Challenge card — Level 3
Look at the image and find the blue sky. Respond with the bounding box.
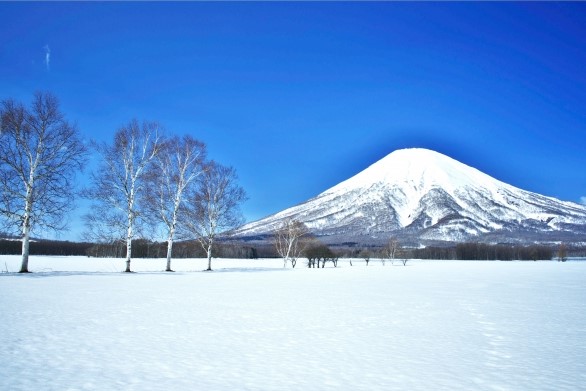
[2,2,586,240]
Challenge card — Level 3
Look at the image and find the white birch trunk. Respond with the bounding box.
[165,193,181,271]
[125,208,133,273]
[165,234,174,271]
[206,243,213,271]
[20,173,35,273]
[284,238,294,268]
[20,213,31,273]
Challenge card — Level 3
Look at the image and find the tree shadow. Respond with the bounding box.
[0,270,192,278]
[0,267,289,277]
[201,267,289,273]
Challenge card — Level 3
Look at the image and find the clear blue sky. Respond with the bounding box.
[2,2,586,240]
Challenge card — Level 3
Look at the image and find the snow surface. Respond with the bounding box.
[1,256,586,390]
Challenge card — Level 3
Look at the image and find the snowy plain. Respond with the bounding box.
[1,256,585,391]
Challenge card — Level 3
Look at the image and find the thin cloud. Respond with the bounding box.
[580,196,586,205]
[43,44,50,71]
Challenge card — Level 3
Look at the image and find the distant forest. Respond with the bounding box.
[1,238,583,261]
[0,239,257,259]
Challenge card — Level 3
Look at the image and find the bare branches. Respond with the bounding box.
[83,121,246,273]
[0,92,87,272]
[83,119,163,272]
[181,161,247,271]
[383,237,400,265]
[274,218,309,268]
[145,135,206,271]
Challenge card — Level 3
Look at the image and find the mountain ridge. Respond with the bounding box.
[234,148,586,245]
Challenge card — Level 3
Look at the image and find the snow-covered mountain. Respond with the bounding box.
[234,148,586,245]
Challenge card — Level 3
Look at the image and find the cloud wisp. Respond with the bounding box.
[580,196,586,205]
[43,45,50,71]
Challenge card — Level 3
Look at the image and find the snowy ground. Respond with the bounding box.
[1,256,585,391]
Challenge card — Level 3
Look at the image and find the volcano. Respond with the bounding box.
[233,148,586,245]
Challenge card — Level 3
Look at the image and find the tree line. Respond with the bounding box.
[0,239,93,256]
[332,242,555,262]
[0,92,246,273]
[83,240,257,259]
[270,219,564,267]
[0,234,565,263]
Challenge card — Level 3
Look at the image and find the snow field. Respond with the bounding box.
[1,256,585,390]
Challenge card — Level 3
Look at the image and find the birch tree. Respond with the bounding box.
[84,120,163,272]
[274,218,308,268]
[182,161,246,271]
[146,135,206,272]
[0,92,87,273]
[383,236,400,265]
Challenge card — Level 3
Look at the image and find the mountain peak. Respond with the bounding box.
[235,148,586,245]
[325,148,496,197]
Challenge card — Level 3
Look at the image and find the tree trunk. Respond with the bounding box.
[166,206,179,271]
[125,234,132,272]
[20,184,33,273]
[125,210,133,272]
[20,229,30,273]
[206,244,213,271]
[166,238,174,272]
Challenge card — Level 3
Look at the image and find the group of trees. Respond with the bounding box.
[273,218,333,268]
[305,240,338,268]
[82,119,247,272]
[273,218,340,268]
[0,92,246,273]
[272,219,411,268]
[271,220,562,267]
[348,238,407,266]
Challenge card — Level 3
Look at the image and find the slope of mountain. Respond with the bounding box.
[234,148,586,245]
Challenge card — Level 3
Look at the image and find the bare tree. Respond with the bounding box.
[359,248,371,266]
[274,218,308,268]
[182,161,246,271]
[383,237,400,265]
[84,120,163,272]
[0,92,87,273]
[146,135,206,271]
